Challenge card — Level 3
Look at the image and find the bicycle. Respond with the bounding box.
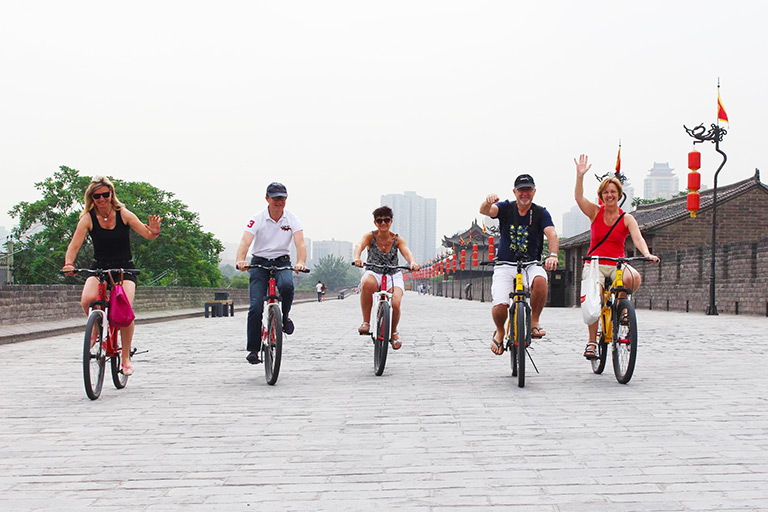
[482,259,543,388]
[584,256,652,384]
[244,264,310,385]
[356,263,411,376]
[61,268,141,400]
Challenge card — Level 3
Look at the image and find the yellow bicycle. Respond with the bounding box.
[585,256,652,384]
[483,258,542,388]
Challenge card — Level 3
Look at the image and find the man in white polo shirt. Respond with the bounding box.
[236,182,307,364]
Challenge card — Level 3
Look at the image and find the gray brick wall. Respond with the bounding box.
[0,287,320,326]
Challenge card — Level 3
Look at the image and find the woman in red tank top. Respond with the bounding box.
[574,155,659,360]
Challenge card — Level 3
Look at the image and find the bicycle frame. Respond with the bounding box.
[87,275,121,358]
[371,274,393,343]
[507,264,532,345]
[597,259,632,339]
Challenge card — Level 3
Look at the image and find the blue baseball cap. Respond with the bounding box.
[266,182,288,198]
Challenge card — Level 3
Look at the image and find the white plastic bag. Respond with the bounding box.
[580,258,602,325]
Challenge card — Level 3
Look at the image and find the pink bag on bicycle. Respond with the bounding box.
[108,270,135,327]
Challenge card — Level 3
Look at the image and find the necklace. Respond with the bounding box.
[98,208,110,221]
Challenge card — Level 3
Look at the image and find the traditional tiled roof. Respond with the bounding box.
[561,170,767,249]
[442,219,489,247]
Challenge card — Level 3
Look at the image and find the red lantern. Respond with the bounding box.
[472,243,478,267]
[687,149,701,218]
[688,150,701,171]
[688,171,701,191]
[460,249,466,270]
[452,254,457,273]
[488,235,495,261]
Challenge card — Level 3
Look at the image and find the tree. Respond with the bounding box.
[8,166,223,286]
[310,255,361,290]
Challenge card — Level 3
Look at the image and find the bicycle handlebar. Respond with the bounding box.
[60,268,141,277]
[243,264,310,273]
[480,259,543,268]
[352,262,413,271]
[583,256,655,263]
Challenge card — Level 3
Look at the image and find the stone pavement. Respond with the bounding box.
[1,293,767,511]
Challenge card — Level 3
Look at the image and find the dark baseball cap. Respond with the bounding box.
[514,174,536,189]
[266,182,288,198]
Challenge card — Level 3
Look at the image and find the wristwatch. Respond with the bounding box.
[549,252,558,257]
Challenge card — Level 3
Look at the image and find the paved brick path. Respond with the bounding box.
[1,293,767,511]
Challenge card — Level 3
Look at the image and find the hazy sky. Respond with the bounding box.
[2,1,765,262]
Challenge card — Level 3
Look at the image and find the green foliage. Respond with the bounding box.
[229,272,250,289]
[631,196,669,208]
[8,166,223,286]
[310,254,361,290]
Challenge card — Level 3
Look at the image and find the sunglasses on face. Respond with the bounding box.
[374,217,392,224]
[92,191,111,199]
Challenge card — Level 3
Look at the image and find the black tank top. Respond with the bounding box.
[89,209,132,264]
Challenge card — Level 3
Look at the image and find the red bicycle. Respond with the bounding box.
[244,264,309,385]
[63,268,140,400]
[358,263,411,376]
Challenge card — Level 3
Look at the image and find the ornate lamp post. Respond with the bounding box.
[683,122,727,315]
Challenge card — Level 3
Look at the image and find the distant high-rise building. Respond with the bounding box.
[311,239,352,266]
[644,162,680,200]
[380,191,437,264]
[290,236,312,265]
[562,205,591,238]
[0,225,8,252]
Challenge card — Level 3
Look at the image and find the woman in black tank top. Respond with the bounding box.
[62,176,163,375]
[351,206,420,350]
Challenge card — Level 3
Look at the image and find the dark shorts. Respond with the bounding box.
[91,260,139,284]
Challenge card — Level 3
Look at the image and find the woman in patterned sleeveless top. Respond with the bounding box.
[574,155,659,359]
[352,206,420,350]
[62,176,163,376]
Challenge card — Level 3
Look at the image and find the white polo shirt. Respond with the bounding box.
[244,209,303,259]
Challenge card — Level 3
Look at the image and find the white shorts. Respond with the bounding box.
[361,270,404,292]
[491,265,548,306]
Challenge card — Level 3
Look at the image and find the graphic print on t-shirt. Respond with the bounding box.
[509,224,529,255]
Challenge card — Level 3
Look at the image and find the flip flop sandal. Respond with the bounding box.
[583,342,598,360]
[391,332,402,350]
[358,322,371,335]
[531,326,546,339]
[491,333,505,355]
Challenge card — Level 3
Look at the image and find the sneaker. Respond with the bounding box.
[246,351,261,364]
[283,318,295,335]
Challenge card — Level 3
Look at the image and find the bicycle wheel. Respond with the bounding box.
[83,311,106,400]
[374,301,390,376]
[612,298,638,384]
[110,326,129,389]
[591,317,608,374]
[515,301,527,388]
[263,304,283,385]
[508,305,517,377]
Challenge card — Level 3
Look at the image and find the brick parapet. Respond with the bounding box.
[0,286,318,326]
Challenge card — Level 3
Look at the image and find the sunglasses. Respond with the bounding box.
[92,191,111,199]
[374,217,392,224]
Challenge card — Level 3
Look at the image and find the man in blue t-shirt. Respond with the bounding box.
[479,174,559,355]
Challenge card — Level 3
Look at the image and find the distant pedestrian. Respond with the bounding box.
[315,280,323,302]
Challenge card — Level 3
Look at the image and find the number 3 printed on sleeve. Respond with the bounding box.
[247,220,255,228]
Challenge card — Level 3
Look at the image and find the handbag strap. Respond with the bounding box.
[587,212,625,256]
[106,269,124,288]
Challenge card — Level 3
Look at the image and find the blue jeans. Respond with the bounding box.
[247,257,295,352]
